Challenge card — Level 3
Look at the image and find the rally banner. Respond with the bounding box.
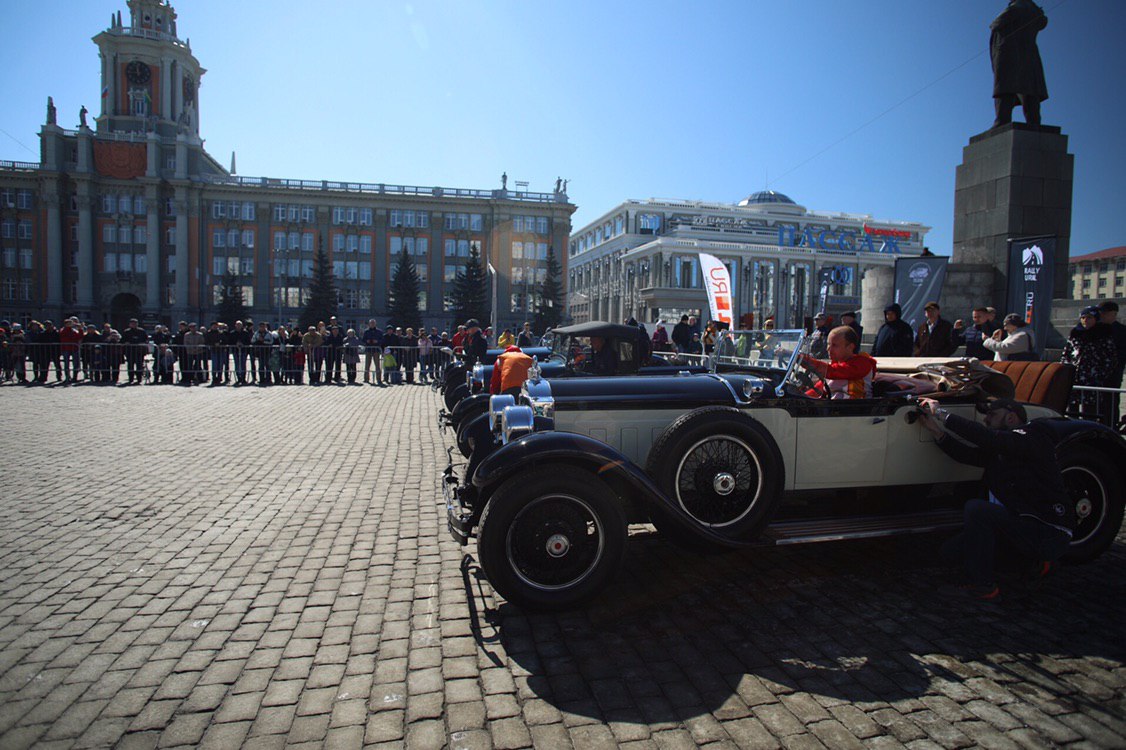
[698,253,733,326]
[893,256,948,330]
[1006,236,1055,355]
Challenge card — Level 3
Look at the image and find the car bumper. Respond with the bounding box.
[443,454,472,545]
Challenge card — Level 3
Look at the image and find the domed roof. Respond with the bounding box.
[740,190,796,206]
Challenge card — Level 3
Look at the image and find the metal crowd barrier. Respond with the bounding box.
[1066,385,1126,433]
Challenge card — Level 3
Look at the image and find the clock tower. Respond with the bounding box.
[93,0,205,139]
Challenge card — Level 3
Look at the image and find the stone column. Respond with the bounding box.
[76,188,94,308]
[173,62,183,125]
[146,131,159,177]
[860,265,895,337]
[161,57,172,121]
[174,188,189,317]
[44,185,63,308]
[76,127,92,173]
[145,186,160,310]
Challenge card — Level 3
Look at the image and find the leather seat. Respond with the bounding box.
[984,360,1074,414]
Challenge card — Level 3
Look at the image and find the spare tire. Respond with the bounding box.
[645,406,784,541]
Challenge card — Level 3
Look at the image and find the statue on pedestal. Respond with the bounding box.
[79,105,88,128]
[501,171,508,190]
[990,0,1048,128]
[46,97,57,125]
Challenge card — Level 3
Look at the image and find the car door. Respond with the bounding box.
[792,401,889,489]
[882,401,985,486]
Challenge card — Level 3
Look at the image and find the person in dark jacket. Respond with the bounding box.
[671,315,692,353]
[121,318,149,384]
[325,325,345,383]
[516,322,535,348]
[840,311,863,344]
[204,322,224,385]
[1098,300,1126,389]
[1061,306,1118,419]
[871,303,914,358]
[918,397,1073,601]
[462,319,488,368]
[227,320,252,385]
[951,307,998,360]
[913,301,958,358]
[808,312,832,359]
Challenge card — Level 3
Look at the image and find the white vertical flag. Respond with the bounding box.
[698,253,733,326]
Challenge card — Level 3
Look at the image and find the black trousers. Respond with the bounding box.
[940,498,1069,587]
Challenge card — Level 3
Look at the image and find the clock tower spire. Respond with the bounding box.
[93,0,205,139]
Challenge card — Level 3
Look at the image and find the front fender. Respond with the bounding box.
[471,431,755,549]
[451,392,490,427]
[1041,417,1126,471]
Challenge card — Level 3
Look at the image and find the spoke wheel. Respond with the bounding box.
[1058,447,1124,564]
[1063,464,1107,547]
[477,467,626,610]
[675,436,763,527]
[506,496,604,591]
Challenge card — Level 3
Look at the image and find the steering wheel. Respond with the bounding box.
[791,367,829,399]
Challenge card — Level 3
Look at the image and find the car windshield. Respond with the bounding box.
[713,329,805,373]
[781,333,820,392]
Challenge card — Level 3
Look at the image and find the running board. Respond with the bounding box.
[762,509,963,546]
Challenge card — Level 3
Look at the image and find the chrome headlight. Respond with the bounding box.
[488,394,515,433]
[470,364,486,391]
[501,405,535,444]
[523,377,555,420]
[742,377,766,399]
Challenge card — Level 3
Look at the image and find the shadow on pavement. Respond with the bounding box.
[465,531,1126,724]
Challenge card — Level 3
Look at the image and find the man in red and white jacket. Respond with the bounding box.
[799,326,877,399]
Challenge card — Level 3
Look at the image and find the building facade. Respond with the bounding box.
[1069,247,1126,301]
[0,0,574,333]
[567,191,929,329]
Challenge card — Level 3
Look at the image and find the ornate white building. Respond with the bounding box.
[567,191,929,329]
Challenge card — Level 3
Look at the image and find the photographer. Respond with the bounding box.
[917,397,1074,601]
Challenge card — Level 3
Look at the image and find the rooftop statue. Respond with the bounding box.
[990,0,1048,128]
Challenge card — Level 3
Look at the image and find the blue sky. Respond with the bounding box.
[1,0,1123,257]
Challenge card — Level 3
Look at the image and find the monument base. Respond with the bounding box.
[951,122,1073,308]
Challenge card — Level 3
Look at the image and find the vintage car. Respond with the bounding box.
[443,330,1126,610]
[440,321,706,448]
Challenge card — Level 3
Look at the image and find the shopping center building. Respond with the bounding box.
[0,0,574,332]
[567,192,929,329]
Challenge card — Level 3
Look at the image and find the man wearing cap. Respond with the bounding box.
[462,319,488,368]
[840,311,863,343]
[872,303,914,358]
[809,312,833,359]
[917,396,1073,601]
[913,302,957,358]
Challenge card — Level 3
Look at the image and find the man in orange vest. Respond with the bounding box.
[489,345,534,396]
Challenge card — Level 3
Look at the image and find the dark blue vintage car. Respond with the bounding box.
[443,331,1126,610]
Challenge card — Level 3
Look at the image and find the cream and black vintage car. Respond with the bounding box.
[442,330,1125,610]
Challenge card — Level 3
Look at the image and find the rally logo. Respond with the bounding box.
[1023,245,1044,266]
[908,263,930,284]
[1022,244,1044,281]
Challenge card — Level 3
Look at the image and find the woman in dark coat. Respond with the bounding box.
[1061,306,1118,419]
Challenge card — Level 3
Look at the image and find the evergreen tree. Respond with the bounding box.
[298,242,337,331]
[216,272,248,327]
[386,247,421,328]
[445,243,491,328]
[533,245,564,331]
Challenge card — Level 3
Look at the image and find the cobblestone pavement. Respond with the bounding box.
[1,382,1124,750]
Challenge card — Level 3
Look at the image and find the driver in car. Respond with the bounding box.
[589,335,619,375]
[798,326,877,399]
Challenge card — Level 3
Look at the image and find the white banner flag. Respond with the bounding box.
[698,253,733,326]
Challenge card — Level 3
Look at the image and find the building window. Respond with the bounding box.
[212,256,225,276]
[359,208,373,226]
[274,231,286,250]
[332,207,345,225]
[359,261,371,280]
[105,252,118,272]
[444,239,456,257]
[1,280,13,300]
[301,206,315,223]
[19,279,31,301]
[536,242,548,260]
[119,253,133,272]
[346,207,358,225]
[164,197,175,215]
[471,214,483,231]
[136,254,147,273]
[165,227,176,245]
[418,212,429,228]
[102,195,116,214]
[227,229,238,247]
[16,190,33,210]
[1,220,13,239]
[302,232,314,252]
[212,230,226,248]
[390,210,402,227]
[346,235,358,253]
[2,249,15,267]
[17,221,32,240]
[513,216,523,233]
[135,226,147,245]
[288,232,300,251]
[333,234,345,252]
[512,241,523,259]
[639,213,661,233]
[165,155,176,171]
[360,235,372,254]
[537,217,549,234]
[103,225,117,243]
[212,202,226,219]
[273,205,286,222]
[120,226,132,244]
[241,258,254,275]
[242,203,255,221]
[444,263,458,282]
[0,190,12,208]
[242,230,255,248]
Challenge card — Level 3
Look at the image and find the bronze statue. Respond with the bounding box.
[46,97,56,125]
[79,105,88,128]
[990,0,1048,128]
[501,171,508,190]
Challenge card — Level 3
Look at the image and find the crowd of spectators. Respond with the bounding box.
[0,316,457,387]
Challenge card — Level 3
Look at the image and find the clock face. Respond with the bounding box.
[126,61,151,85]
